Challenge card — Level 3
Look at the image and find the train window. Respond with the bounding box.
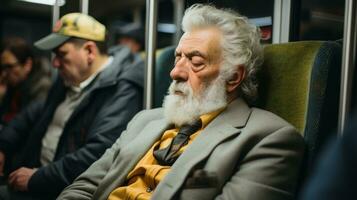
[0,1,51,54]
[185,0,274,43]
[185,0,274,18]
[58,0,80,15]
[298,0,345,41]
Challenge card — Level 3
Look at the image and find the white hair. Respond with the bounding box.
[182,4,264,101]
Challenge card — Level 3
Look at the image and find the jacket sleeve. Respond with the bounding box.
[0,101,44,155]
[215,126,305,200]
[28,80,143,196]
[56,109,146,200]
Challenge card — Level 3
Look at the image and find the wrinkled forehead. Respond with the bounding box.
[177,28,223,62]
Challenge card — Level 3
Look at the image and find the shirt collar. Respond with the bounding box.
[173,107,226,130]
[199,107,226,129]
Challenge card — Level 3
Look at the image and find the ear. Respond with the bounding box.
[83,41,97,64]
[226,65,246,93]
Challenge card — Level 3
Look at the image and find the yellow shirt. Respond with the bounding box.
[107,109,224,200]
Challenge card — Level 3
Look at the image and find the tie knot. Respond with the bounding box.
[179,119,202,136]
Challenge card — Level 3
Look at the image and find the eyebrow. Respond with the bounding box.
[175,50,207,59]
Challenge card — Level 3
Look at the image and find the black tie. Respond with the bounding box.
[153,119,202,166]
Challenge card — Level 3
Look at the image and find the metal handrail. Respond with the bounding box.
[144,0,158,109]
[338,0,357,135]
[80,0,89,14]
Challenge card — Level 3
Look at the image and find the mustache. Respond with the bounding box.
[169,81,192,95]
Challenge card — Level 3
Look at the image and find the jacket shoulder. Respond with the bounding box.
[130,108,164,125]
[251,108,293,127]
[109,46,145,87]
[246,107,303,139]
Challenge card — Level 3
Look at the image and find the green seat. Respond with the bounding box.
[256,41,342,173]
[154,41,342,176]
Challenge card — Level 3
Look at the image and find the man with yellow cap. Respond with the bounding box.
[0,12,144,200]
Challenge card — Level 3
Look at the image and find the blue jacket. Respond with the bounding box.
[0,46,144,198]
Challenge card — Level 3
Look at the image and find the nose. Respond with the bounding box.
[170,57,188,82]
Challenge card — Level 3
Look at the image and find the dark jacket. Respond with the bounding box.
[0,45,144,198]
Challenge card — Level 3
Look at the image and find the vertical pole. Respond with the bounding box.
[172,0,184,45]
[52,0,60,28]
[273,0,291,43]
[144,0,158,109]
[133,7,142,25]
[80,0,89,14]
[338,0,357,135]
[51,0,60,60]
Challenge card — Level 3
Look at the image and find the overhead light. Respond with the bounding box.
[18,0,66,6]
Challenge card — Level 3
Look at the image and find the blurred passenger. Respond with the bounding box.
[0,37,52,128]
[59,4,304,200]
[115,23,145,54]
[300,113,357,200]
[0,12,144,199]
[0,76,7,104]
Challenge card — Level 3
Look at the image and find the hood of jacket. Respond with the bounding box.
[97,45,144,89]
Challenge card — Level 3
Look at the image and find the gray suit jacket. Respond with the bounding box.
[58,98,305,200]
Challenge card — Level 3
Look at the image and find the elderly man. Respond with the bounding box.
[58,4,304,200]
[0,13,143,199]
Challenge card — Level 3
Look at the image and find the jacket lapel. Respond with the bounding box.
[95,117,170,199]
[65,87,95,123]
[120,118,170,163]
[152,98,252,200]
[108,118,170,185]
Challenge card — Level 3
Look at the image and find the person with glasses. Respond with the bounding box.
[0,36,52,127]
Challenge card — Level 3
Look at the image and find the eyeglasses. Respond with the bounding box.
[0,62,20,71]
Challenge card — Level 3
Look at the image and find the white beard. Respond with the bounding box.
[163,76,228,126]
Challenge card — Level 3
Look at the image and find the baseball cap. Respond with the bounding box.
[34,12,106,50]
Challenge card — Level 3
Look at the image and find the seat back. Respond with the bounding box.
[256,41,342,172]
[154,46,176,108]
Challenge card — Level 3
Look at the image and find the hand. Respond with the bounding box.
[8,167,37,191]
[0,151,5,176]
